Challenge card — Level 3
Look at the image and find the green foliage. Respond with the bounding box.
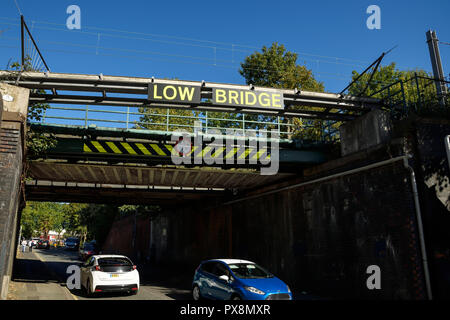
[348,62,431,98]
[136,107,201,132]
[76,204,119,246]
[348,62,450,119]
[239,42,324,92]
[61,203,89,236]
[21,200,162,246]
[26,131,57,156]
[118,204,162,219]
[21,202,67,238]
[21,202,120,247]
[239,42,327,140]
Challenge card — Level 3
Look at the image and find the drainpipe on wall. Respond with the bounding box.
[403,155,433,300]
[445,135,450,170]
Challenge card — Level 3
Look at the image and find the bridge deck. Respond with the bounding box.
[1,71,381,121]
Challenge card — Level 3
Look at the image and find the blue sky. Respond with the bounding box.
[0,0,449,94]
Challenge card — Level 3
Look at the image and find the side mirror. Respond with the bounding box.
[219,275,229,282]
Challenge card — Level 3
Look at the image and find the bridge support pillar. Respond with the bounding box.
[0,83,29,300]
[339,109,393,156]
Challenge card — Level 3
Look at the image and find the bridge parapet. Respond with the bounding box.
[0,83,29,300]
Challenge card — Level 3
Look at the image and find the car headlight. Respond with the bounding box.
[244,286,265,295]
[287,285,291,293]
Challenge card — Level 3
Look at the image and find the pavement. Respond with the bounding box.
[7,248,75,300]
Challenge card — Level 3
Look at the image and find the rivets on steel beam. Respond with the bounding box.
[99,73,103,80]
[249,84,255,90]
[201,80,205,87]
[151,76,155,83]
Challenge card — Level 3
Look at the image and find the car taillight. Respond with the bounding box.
[95,265,101,271]
[132,265,137,270]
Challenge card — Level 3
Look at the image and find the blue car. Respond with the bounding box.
[192,259,292,300]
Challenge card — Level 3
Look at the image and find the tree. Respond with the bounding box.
[136,106,201,133]
[239,43,324,92]
[76,204,119,246]
[20,202,67,239]
[238,42,327,140]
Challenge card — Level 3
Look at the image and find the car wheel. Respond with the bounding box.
[192,285,202,301]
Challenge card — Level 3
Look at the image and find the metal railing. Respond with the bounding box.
[31,104,339,143]
[368,74,450,120]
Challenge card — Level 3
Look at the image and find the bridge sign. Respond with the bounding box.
[212,88,284,110]
[147,82,284,110]
[148,84,201,104]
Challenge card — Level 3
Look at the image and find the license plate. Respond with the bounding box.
[110,274,119,278]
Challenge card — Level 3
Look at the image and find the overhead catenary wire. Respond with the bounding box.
[0,43,425,87]
[0,16,382,66]
[0,16,433,87]
[0,17,421,78]
[0,27,430,88]
[12,0,22,16]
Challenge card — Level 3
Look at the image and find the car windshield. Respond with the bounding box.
[98,258,132,267]
[227,263,274,279]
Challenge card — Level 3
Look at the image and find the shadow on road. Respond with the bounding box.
[13,256,59,283]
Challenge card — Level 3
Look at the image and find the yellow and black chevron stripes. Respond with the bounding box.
[83,140,271,161]
[84,141,173,157]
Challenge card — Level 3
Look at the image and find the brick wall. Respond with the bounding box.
[102,214,151,264]
[0,122,23,300]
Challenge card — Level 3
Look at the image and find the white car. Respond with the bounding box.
[80,254,140,296]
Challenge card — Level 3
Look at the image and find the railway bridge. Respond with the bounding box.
[3,70,447,301]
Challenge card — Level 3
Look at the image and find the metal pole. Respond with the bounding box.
[445,135,450,170]
[414,73,422,112]
[21,15,25,70]
[21,17,50,72]
[403,157,433,300]
[400,81,407,116]
[426,30,447,105]
[85,105,88,128]
[166,109,169,132]
[127,106,130,129]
